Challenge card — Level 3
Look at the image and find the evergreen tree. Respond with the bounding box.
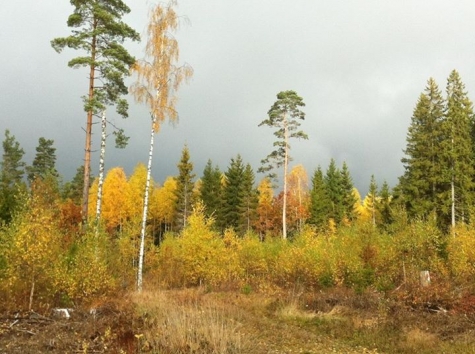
[377,180,393,226]
[62,166,89,204]
[324,159,343,224]
[258,90,308,239]
[340,162,358,222]
[400,78,445,221]
[221,155,246,232]
[199,160,222,219]
[0,130,26,224]
[240,163,258,233]
[174,145,195,230]
[309,166,330,227]
[442,70,475,227]
[367,175,378,226]
[26,137,58,184]
[51,0,140,222]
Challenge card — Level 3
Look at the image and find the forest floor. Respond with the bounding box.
[1,286,475,353]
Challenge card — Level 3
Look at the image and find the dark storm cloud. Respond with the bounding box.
[2,1,475,195]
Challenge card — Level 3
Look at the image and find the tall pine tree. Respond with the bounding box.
[51,0,139,222]
[199,160,222,219]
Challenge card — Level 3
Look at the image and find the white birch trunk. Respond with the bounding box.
[282,115,288,240]
[137,116,156,292]
[95,110,106,225]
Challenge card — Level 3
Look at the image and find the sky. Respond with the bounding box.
[2,1,475,196]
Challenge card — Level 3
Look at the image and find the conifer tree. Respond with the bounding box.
[174,145,196,230]
[442,70,475,228]
[0,130,26,224]
[199,160,222,219]
[27,137,58,185]
[258,90,308,239]
[221,155,246,232]
[325,159,343,224]
[240,163,259,233]
[309,166,330,228]
[401,78,445,221]
[340,162,358,223]
[51,0,140,223]
[367,175,378,226]
[377,180,393,226]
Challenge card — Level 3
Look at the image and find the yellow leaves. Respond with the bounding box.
[130,0,193,132]
[149,176,177,225]
[102,167,129,230]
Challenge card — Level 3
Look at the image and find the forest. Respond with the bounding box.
[2,1,475,353]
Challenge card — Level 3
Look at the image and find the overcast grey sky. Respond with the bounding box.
[2,1,475,195]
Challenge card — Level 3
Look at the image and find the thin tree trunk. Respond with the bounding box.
[29,273,35,312]
[82,23,97,225]
[282,115,288,240]
[137,116,156,292]
[95,110,106,226]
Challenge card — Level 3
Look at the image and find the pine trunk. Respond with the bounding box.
[137,117,156,292]
[81,24,97,225]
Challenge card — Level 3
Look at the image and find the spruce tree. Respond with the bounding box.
[401,78,445,221]
[340,162,358,222]
[221,155,246,232]
[442,70,475,227]
[199,160,222,219]
[240,163,258,233]
[367,175,378,226]
[174,145,195,230]
[51,0,140,222]
[26,137,58,184]
[324,159,343,224]
[377,180,393,227]
[309,166,330,228]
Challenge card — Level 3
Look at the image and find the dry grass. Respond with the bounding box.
[131,289,244,353]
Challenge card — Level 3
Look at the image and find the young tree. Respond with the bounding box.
[130,0,192,292]
[255,177,274,238]
[367,175,378,226]
[51,0,139,223]
[199,160,222,219]
[309,166,330,228]
[325,159,343,224]
[377,180,393,227]
[26,137,58,184]
[258,90,308,239]
[340,162,358,223]
[286,164,310,233]
[0,130,26,224]
[174,145,196,231]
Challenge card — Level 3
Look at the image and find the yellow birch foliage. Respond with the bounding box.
[130,0,193,133]
[286,164,310,232]
[87,178,99,221]
[3,193,62,306]
[157,203,241,287]
[127,163,152,222]
[254,177,274,236]
[149,176,177,226]
[102,167,129,230]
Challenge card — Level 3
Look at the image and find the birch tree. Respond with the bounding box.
[258,90,308,239]
[130,0,192,292]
